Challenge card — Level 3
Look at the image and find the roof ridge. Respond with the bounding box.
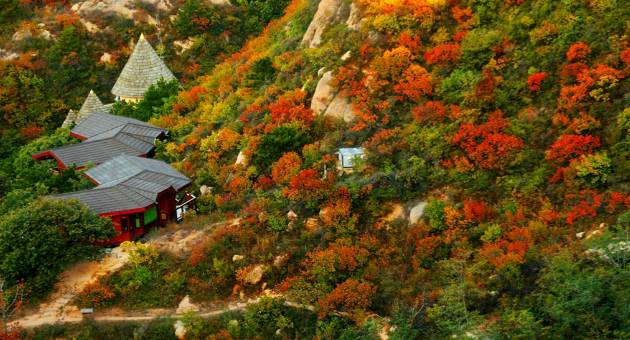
[113,185,154,207]
[116,182,158,202]
[139,168,188,180]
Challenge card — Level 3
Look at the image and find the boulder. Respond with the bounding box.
[174,320,187,340]
[346,3,362,30]
[409,201,428,225]
[384,203,405,222]
[585,229,604,240]
[0,49,18,61]
[311,71,336,114]
[40,30,52,40]
[12,28,32,42]
[209,0,232,5]
[176,295,199,314]
[200,185,213,196]
[287,210,298,221]
[232,254,244,262]
[311,70,356,122]
[302,0,344,48]
[174,39,194,55]
[71,0,172,26]
[305,218,320,232]
[324,91,355,123]
[100,52,112,64]
[341,50,352,61]
[235,150,248,166]
[273,254,289,268]
[243,264,267,285]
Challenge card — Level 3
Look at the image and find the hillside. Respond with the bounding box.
[2,0,630,339]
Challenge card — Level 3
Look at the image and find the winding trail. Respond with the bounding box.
[13,296,313,329]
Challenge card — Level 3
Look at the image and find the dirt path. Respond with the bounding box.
[12,247,130,328]
[11,219,240,329]
[13,295,314,329]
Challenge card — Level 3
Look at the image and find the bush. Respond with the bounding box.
[0,198,114,298]
[424,199,446,232]
[252,125,310,170]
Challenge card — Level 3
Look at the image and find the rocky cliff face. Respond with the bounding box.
[71,0,174,31]
[305,0,363,123]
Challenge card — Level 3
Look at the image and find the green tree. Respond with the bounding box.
[535,252,630,338]
[111,79,179,121]
[252,125,310,170]
[0,199,114,297]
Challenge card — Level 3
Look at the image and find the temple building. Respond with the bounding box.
[33,112,167,170]
[33,34,194,245]
[55,155,191,245]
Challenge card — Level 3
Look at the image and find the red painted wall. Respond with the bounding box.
[99,189,179,246]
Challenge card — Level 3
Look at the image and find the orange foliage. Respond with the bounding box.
[412,101,447,122]
[564,189,602,225]
[452,6,474,26]
[567,111,600,134]
[55,12,79,26]
[227,175,250,193]
[305,240,369,274]
[271,152,302,184]
[424,43,460,66]
[79,282,114,306]
[393,64,432,102]
[621,48,630,66]
[479,227,532,268]
[463,199,492,222]
[188,239,208,267]
[566,41,591,62]
[266,89,314,127]
[363,128,406,156]
[319,188,353,227]
[398,32,421,54]
[216,128,241,152]
[19,125,43,139]
[474,68,496,100]
[284,169,332,201]
[545,134,600,164]
[178,86,208,109]
[453,111,524,170]
[527,72,547,92]
[560,62,589,81]
[317,279,376,318]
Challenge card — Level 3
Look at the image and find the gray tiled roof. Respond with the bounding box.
[56,186,155,215]
[87,155,189,190]
[72,113,163,140]
[50,112,166,168]
[49,136,153,168]
[56,155,190,215]
[111,34,176,99]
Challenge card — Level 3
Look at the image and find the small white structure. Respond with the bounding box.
[337,147,364,172]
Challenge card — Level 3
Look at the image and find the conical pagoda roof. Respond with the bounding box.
[111,34,176,99]
[76,90,107,124]
[61,109,77,128]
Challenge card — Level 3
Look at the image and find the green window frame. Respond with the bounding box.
[144,206,158,225]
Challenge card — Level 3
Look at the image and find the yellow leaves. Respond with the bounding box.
[120,241,159,268]
[201,128,241,160]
